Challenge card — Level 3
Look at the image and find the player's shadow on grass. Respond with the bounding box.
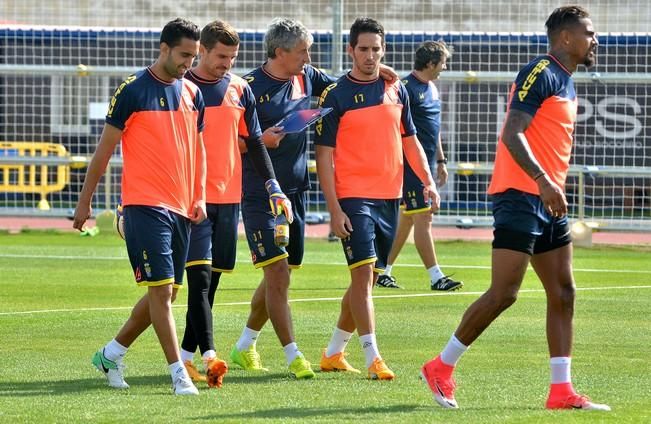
[221,372,298,383]
[0,372,313,397]
[194,404,422,420]
[0,375,169,396]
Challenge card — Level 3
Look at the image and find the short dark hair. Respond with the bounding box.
[160,18,200,48]
[201,20,240,50]
[545,6,590,40]
[349,17,385,48]
[414,40,453,71]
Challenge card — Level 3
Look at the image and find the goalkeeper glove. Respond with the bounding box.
[265,179,294,224]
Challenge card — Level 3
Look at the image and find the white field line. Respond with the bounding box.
[2,253,651,274]
[1,285,650,316]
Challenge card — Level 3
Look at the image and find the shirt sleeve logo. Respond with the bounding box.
[318,82,337,107]
[106,74,136,118]
[517,59,550,102]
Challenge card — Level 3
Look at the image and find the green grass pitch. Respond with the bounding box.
[0,231,650,422]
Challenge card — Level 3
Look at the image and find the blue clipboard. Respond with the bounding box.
[274,107,333,133]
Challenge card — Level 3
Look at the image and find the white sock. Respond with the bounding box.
[427,265,445,282]
[359,333,381,368]
[283,342,301,365]
[202,350,216,363]
[325,328,353,357]
[550,357,572,384]
[180,348,195,363]
[103,339,128,363]
[383,265,393,276]
[170,360,188,381]
[236,327,260,351]
[440,334,468,366]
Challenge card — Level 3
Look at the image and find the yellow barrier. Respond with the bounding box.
[0,142,69,210]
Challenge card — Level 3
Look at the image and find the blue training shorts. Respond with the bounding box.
[186,203,240,273]
[491,189,572,256]
[242,191,305,269]
[401,169,432,214]
[339,198,399,272]
[123,205,190,288]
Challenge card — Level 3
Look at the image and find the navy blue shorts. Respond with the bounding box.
[186,203,240,273]
[242,191,305,269]
[491,189,572,255]
[339,198,399,272]
[401,170,432,214]
[123,205,190,288]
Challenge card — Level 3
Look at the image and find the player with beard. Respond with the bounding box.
[420,6,609,411]
[74,18,205,395]
[179,20,288,387]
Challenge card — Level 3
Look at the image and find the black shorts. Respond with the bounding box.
[492,189,572,255]
[186,203,240,273]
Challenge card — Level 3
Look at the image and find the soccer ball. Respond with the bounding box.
[114,204,126,240]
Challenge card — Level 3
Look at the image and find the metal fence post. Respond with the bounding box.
[331,0,343,74]
[578,170,585,221]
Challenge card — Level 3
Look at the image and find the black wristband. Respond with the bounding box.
[533,172,546,181]
[436,158,448,164]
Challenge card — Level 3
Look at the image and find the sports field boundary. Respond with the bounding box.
[2,217,651,245]
[2,284,650,316]
[3,252,651,274]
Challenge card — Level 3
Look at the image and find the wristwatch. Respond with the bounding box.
[436,157,448,165]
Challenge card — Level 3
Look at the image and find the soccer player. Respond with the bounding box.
[228,18,335,379]
[231,18,398,378]
[376,40,463,291]
[73,18,206,395]
[315,17,440,379]
[420,6,610,411]
[178,20,291,387]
